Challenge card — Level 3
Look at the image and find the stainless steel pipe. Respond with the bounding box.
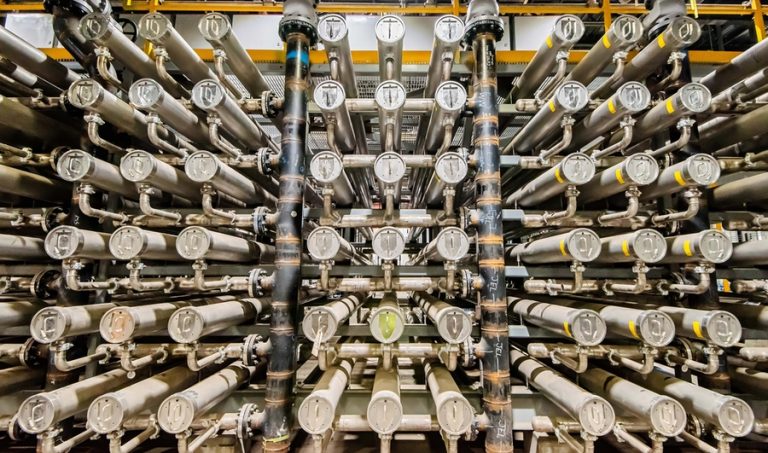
[0,234,47,261]
[44,226,111,260]
[509,297,607,346]
[578,154,660,203]
[109,226,178,261]
[659,229,733,264]
[655,305,741,348]
[120,149,203,201]
[0,163,71,204]
[413,292,472,344]
[0,25,79,90]
[168,298,270,343]
[57,149,139,198]
[570,82,651,149]
[302,294,365,343]
[176,226,274,262]
[639,154,720,200]
[185,150,272,204]
[596,229,668,264]
[505,153,595,207]
[68,79,152,141]
[130,78,210,145]
[375,15,405,82]
[508,228,601,264]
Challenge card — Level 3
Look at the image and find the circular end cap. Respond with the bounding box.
[129,78,164,109]
[17,394,56,434]
[435,307,472,343]
[185,151,221,183]
[679,83,711,113]
[168,307,205,343]
[109,226,146,260]
[372,227,406,260]
[577,396,615,436]
[610,15,643,47]
[631,229,667,264]
[682,153,720,188]
[435,81,467,112]
[623,154,660,186]
[436,394,474,435]
[559,153,596,185]
[191,79,227,111]
[648,396,687,437]
[44,226,82,259]
[374,152,407,184]
[703,310,742,347]
[698,229,733,264]
[637,310,676,347]
[318,14,348,44]
[716,397,755,437]
[569,309,607,346]
[176,226,212,260]
[375,15,405,43]
[434,15,465,45]
[310,151,344,184]
[157,394,196,434]
[120,150,156,182]
[298,395,336,434]
[668,16,701,46]
[80,12,111,41]
[552,15,585,44]
[307,227,342,261]
[435,153,468,185]
[435,227,470,261]
[56,150,95,182]
[370,306,405,343]
[367,393,403,434]
[616,82,651,112]
[198,12,231,41]
[100,307,136,344]
[565,228,601,262]
[375,81,406,111]
[302,306,338,343]
[314,80,346,111]
[555,81,589,113]
[67,79,104,109]
[88,394,126,434]
[138,12,171,42]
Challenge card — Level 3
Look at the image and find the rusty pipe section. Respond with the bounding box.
[168,298,271,343]
[0,25,79,90]
[413,292,472,344]
[509,297,607,346]
[302,294,365,343]
[504,153,594,207]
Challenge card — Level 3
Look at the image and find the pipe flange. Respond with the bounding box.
[30,269,60,299]
[41,207,66,233]
[463,16,504,45]
[248,268,268,297]
[242,334,263,366]
[261,90,279,117]
[459,269,474,298]
[252,207,271,235]
[278,18,318,45]
[236,403,258,448]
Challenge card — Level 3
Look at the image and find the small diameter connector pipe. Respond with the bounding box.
[157,361,254,434]
[176,226,275,263]
[509,297,607,347]
[510,349,615,437]
[120,149,203,202]
[654,306,741,348]
[578,154,660,203]
[68,79,153,142]
[306,227,368,264]
[0,234,47,261]
[504,152,595,207]
[309,151,355,207]
[185,150,273,204]
[410,227,471,264]
[302,294,365,344]
[44,226,111,261]
[129,78,210,145]
[109,226,179,261]
[413,292,472,344]
[168,298,271,343]
[16,368,133,434]
[424,361,475,439]
[375,15,405,82]
[639,154,720,200]
[625,370,754,438]
[369,293,406,344]
[658,229,733,265]
[579,367,686,438]
[57,150,139,199]
[298,358,354,436]
[508,228,601,264]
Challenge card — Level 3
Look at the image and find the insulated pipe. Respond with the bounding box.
[509,297,607,346]
[596,229,668,264]
[30,302,122,344]
[503,81,588,154]
[711,172,768,209]
[16,368,132,434]
[510,349,615,436]
[306,227,365,263]
[0,300,48,328]
[369,293,405,344]
[569,82,651,149]
[700,103,768,153]
[699,39,768,94]
[109,226,178,261]
[504,153,595,207]
[639,154,720,200]
[0,164,70,204]
[44,226,111,260]
[424,15,464,97]
[578,154,660,203]
[626,370,754,437]
[0,234,46,261]
[659,229,733,264]
[309,151,355,206]
[88,366,199,434]
[424,81,466,153]
[464,5,513,450]
[579,368,686,437]
[411,227,471,263]
[654,305,741,348]
[198,13,270,96]
[375,80,406,152]
[302,294,365,343]
[508,228,601,264]
[138,13,217,83]
[68,79,152,141]
[176,227,274,262]
[0,366,44,395]
[191,79,271,148]
[297,358,353,435]
[566,15,643,86]
[413,292,472,344]
[424,361,475,436]
[729,239,768,266]
[375,15,405,82]
[120,149,202,201]
[423,151,469,207]
[168,298,271,343]
[56,149,138,199]
[130,78,210,145]
[314,80,356,154]
[185,150,271,204]
[367,361,403,435]
[0,25,80,90]
[508,15,585,100]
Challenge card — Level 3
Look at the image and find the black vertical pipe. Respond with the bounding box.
[263,4,316,451]
[464,2,514,450]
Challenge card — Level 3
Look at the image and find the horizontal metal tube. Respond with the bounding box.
[0,25,79,90]
[120,150,202,201]
[168,298,270,343]
[505,153,595,207]
[0,163,70,204]
[68,79,152,141]
[176,227,273,262]
[570,82,650,149]
[44,226,111,260]
[596,229,667,264]
[700,38,768,94]
[57,150,138,198]
[192,79,270,148]
[578,154,660,203]
[31,301,124,344]
[0,300,48,328]
[369,293,405,344]
[655,305,741,347]
[0,366,44,395]
[298,358,354,435]
[659,229,732,264]
[302,294,365,343]
[306,226,361,263]
[508,228,601,264]
[413,292,472,344]
[423,151,468,207]
[639,154,720,200]
[509,297,606,346]
[129,78,210,145]
[0,234,46,261]
[185,151,270,204]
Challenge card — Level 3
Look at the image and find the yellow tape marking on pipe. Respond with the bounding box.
[628,320,640,338]
[622,240,631,257]
[692,321,704,338]
[615,168,625,184]
[674,170,686,186]
[559,239,568,256]
[683,240,694,257]
[563,321,572,337]
[657,34,666,48]
[554,167,565,183]
[602,35,612,49]
[608,98,617,114]
[548,100,556,112]
[665,99,675,114]
[546,35,553,48]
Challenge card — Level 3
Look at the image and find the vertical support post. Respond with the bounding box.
[602,0,612,32]
[262,2,317,451]
[752,0,765,42]
[464,1,513,451]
